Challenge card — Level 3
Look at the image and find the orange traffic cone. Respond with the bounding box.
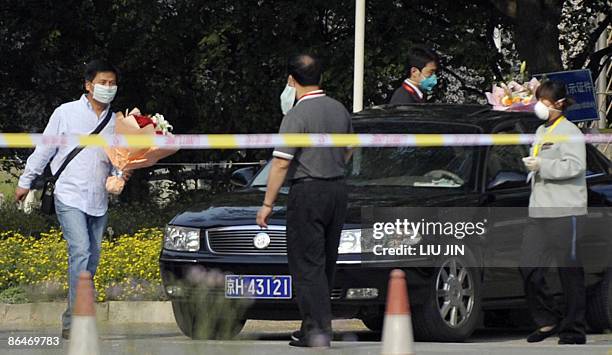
[381,269,415,355]
[67,272,100,355]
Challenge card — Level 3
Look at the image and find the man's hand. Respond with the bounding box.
[15,187,30,202]
[256,205,273,228]
[255,157,290,228]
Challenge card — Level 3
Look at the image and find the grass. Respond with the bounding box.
[0,170,17,201]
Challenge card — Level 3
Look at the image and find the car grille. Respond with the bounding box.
[206,225,287,255]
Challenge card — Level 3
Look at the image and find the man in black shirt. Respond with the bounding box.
[256,53,352,348]
[390,47,440,104]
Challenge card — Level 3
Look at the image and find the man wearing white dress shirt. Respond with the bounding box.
[15,60,120,339]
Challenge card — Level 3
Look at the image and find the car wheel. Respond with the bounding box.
[361,315,384,332]
[586,268,612,333]
[171,300,246,340]
[412,250,482,342]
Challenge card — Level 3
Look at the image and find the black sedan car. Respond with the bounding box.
[160,104,612,341]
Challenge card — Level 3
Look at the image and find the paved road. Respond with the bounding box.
[1,320,611,355]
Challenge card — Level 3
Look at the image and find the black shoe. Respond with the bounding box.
[289,334,331,348]
[61,329,70,340]
[291,330,303,342]
[558,335,586,345]
[526,325,557,343]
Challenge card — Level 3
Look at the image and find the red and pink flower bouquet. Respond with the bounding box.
[104,108,178,195]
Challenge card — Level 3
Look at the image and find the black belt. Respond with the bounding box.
[290,176,345,185]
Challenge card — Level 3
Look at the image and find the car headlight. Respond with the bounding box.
[338,229,361,254]
[164,225,200,252]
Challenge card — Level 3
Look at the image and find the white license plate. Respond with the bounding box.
[225,275,292,299]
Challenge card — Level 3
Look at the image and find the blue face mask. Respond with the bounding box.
[419,73,438,93]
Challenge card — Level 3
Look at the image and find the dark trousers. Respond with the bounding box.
[519,216,586,338]
[286,180,348,339]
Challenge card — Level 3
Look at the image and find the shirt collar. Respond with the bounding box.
[81,94,110,119]
[80,94,91,109]
[297,90,326,104]
[403,79,423,99]
[544,115,565,127]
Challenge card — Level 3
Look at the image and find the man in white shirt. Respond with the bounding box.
[15,60,121,339]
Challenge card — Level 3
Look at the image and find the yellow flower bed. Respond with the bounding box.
[0,228,163,302]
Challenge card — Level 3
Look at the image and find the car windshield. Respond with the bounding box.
[251,145,475,188]
[250,119,479,189]
[346,146,474,188]
[251,163,273,187]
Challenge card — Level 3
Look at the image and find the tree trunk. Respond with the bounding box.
[491,0,565,74]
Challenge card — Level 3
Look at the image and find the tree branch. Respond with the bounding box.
[587,45,612,79]
[442,66,487,97]
[568,13,611,70]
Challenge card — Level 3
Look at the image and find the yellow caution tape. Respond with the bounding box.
[0,133,608,149]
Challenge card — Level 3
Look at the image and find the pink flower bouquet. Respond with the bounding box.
[485,78,540,111]
[104,108,178,195]
[486,78,540,112]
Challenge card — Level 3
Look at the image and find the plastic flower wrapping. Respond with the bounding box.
[486,62,541,112]
[486,78,541,112]
[104,108,178,195]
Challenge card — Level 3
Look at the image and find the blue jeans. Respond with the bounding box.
[55,199,108,330]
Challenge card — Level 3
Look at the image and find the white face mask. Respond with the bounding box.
[280,84,296,115]
[534,100,562,120]
[92,84,117,104]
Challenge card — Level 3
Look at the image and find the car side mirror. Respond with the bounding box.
[487,170,528,190]
[230,167,257,187]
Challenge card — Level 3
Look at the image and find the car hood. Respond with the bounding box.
[170,185,470,229]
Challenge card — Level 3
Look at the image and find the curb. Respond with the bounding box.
[0,301,175,326]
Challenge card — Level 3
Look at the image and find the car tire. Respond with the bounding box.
[586,268,612,333]
[412,247,482,342]
[171,300,246,340]
[361,315,384,332]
